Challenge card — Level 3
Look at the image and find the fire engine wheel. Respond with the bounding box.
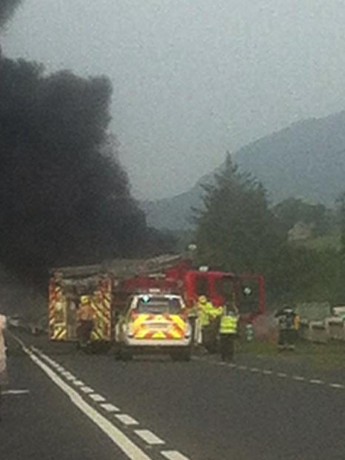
[170,349,191,362]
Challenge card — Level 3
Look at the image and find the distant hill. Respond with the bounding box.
[141,111,345,230]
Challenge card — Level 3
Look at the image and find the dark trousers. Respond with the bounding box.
[202,323,219,353]
[78,320,93,345]
[220,334,235,361]
[278,329,297,348]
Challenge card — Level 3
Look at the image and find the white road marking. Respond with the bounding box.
[250,368,260,373]
[100,403,120,413]
[262,370,273,375]
[292,376,305,381]
[80,386,94,394]
[22,348,153,460]
[227,363,236,368]
[161,450,191,460]
[61,372,75,380]
[310,379,324,385]
[89,394,106,402]
[329,383,344,389]
[277,372,287,378]
[135,429,165,445]
[73,380,85,387]
[2,389,30,395]
[115,414,139,426]
[238,365,247,370]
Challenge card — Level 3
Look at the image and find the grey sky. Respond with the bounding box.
[2,0,345,199]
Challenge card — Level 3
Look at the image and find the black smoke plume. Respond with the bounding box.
[0,0,23,28]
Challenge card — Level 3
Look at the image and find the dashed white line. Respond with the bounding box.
[310,379,324,385]
[238,365,247,370]
[250,368,260,373]
[21,347,153,460]
[73,380,85,387]
[100,403,120,413]
[277,372,287,378]
[161,450,190,460]
[262,370,273,375]
[89,394,106,402]
[80,386,94,394]
[292,376,305,381]
[135,429,165,445]
[329,383,344,389]
[115,414,139,426]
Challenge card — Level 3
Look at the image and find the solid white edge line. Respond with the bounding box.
[161,450,191,460]
[134,429,165,445]
[21,348,153,460]
[115,414,139,426]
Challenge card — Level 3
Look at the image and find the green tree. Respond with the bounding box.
[273,197,331,236]
[338,192,345,254]
[194,153,284,274]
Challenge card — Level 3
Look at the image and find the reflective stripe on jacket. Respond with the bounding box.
[219,314,238,335]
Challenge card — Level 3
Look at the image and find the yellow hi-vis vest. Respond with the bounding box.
[199,303,222,327]
[220,314,238,335]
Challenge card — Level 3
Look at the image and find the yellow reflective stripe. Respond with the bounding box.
[52,326,67,340]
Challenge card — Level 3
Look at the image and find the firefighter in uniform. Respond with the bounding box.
[77,295,95,347]
[219,303,239,362]
[275,305,299,350]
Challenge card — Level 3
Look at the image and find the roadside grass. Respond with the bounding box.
[238,338,345,371]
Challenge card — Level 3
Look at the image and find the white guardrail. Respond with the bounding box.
[299,317,345,343]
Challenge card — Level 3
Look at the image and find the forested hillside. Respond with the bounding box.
[143,111,345,230]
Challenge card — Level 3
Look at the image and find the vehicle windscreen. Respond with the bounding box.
[136,296,182,315]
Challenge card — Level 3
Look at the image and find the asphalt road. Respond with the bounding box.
[2,333,345,460]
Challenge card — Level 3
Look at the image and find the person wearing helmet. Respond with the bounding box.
[275,305,299,350]
[77,295,95,348]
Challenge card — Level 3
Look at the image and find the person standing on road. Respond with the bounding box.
[0,313,8,416]
[77,296,95,347]
[197,295,222,352]
[275,305,299,350]
[219,303,239,362]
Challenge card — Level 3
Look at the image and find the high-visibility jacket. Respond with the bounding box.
[219,313,239,335]
[199,302,222,327]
